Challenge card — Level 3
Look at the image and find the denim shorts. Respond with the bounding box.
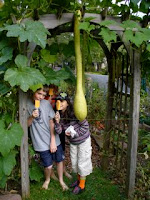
[39,144,64,167]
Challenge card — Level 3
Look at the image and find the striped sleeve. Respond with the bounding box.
[71,119,89,138]
[55,122,63,134]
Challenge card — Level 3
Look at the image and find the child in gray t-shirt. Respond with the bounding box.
[27,87,68,191]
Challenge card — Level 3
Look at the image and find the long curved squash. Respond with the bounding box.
[73,10,87,121]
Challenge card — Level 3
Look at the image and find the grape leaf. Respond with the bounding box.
[4,20,50,48]
[147,44,150,52]
[121,20,141,30]
[79,22,90,30]
[2,151,17,176]
[0,175,7,188]
[0,121,23,156]
[29,83,44,92]
[100,20,117,27]
[99,28,117,43]
[0,47,13,65]
[15,54,28,68]
[40,49,57,63]
[4,59,46,92]
[29,160,43,182]
[0,83,11,95]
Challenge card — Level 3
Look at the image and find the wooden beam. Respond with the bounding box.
[126,49,141,198]
[38,13,124,31]
[39,13,74,29]
[19,90,30,199]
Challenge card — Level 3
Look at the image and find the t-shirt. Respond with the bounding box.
[27,99,60,152]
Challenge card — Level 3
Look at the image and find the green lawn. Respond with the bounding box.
[26,168,126,200]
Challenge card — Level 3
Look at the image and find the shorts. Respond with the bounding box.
[70,136,93,177]
[39,144,64,168]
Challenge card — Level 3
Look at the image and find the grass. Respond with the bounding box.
[26,168,126,200]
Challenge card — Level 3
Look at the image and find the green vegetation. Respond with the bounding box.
[26,168,126,200]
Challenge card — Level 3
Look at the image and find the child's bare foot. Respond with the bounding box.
[64,171,72,179]
[42,180,50,190]
[60,182,69,191]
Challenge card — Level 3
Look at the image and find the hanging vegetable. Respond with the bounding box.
[73,10,87,121]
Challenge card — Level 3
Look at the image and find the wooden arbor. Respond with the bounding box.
[19,13,141,199]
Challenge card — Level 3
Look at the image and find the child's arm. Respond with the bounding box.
[71,119,89,138]
[50,119,57,153]
[27,109,39,127]
[54,112,63,134]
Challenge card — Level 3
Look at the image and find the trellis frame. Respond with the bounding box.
[20,13,141,199]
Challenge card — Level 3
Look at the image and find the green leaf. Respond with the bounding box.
[0,158,3,177]
[132,32,145,47]
[130,0,141,6]
[62,41,75,58]
[5,24,24,37]
[63,66,76,84]
[40,49,57,63]
[79,22,90,31]
[121,20,141,30]
[9,123,23,146]
[139,1,150,13]
[4,67,46,92]
[29,83,43,92]
[3,151,17,176]
[4,20,50,48]
[147,44,150,52]
[0,47,13,65]
[123,29,134,42]
[0,83,11,95]
[123,30,145,47]
[0,40,9,50]
[0,122,23,156]
[79,22,95,32]
[0,131,13,156]
[100,20,117,27]
[15,54,28,68]
[0,119,6,130]
[84,16,96,22]
[29,160,43,182]
[43,67,70,85]
[99,28,117,43]
[142,28,150,41]
[0,175,7,188]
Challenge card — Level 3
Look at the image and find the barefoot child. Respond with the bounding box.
[45,85,72,179]
[54,92,93,194]
[27,87,68,191]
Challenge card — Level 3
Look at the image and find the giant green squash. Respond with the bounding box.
[74,10,87,121]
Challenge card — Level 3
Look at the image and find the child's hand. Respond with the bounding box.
[32,109,39,118]
[65,132,71,136]
[50,142,57,153]
[55,111,60,123]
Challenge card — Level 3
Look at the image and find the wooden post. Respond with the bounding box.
[126,50,141,198]
[19,42,36,198]
[19,90,30,199]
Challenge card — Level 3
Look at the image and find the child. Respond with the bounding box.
[27,87,68,191]
[45,85,72,179]
[54,92,93,194]
[45,84,59,109]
